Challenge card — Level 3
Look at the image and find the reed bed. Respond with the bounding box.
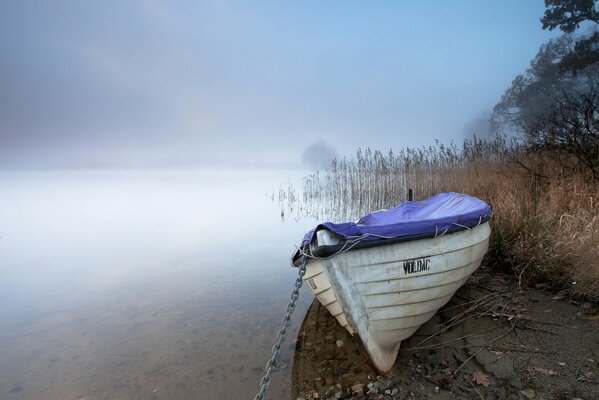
[293,137,599,301]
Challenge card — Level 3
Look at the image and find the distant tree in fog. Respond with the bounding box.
[463,115,492,139]
[492,37,598,176]
[491,34,588,132]
[302,140,338,170]
[492,0,599,177]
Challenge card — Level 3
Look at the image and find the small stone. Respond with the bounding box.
[434,386,440,394]
[520,389,536,399]
[312,393,319,399]
[385,389,391,395]
[380,378,397,391]
[367,383,374,390]
[367,387,379,394]
[391,388,399,396]
[351,383,364,396]
[336,340,344,348]
[153,389,158,393]
[334,391,344,399]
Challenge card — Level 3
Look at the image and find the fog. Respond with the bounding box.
[0,169,316,399]
[0,1,556,169]
[0,169,306,316]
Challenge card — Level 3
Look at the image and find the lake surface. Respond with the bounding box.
[0,169,318,400]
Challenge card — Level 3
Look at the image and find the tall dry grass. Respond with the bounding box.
[298,138,599,301]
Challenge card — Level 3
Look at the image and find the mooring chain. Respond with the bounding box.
[253,257,307,400]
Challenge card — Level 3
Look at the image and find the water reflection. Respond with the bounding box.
[275,175,399,225]
[0,169,315,400]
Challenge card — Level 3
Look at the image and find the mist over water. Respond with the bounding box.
[0,169,317,399]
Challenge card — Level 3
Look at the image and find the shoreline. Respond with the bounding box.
[291,266,599,399]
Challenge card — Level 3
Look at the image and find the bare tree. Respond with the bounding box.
[521,83,599,178]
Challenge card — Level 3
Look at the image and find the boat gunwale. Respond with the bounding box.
[300,216,491,259]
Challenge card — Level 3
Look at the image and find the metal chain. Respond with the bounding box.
[253,256,307,400]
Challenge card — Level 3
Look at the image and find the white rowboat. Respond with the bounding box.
[294,193,492,373]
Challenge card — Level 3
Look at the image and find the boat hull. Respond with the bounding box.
[302,222,491,373]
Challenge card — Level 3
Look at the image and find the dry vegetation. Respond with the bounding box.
[300,137,599,301]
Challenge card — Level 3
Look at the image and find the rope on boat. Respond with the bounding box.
[297,214,488,260]
[449,215,484,232]
[252,256,307,400]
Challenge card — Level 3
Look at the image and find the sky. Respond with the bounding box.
[0,1,557,169]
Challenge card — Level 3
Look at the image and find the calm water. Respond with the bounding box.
[0,169,316,400]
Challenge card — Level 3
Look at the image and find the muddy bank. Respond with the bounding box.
[291,266,599,400]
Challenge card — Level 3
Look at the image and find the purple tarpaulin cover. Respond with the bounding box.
[300,192,492,249]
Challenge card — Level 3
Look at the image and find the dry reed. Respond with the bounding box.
[295,137,599,301]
